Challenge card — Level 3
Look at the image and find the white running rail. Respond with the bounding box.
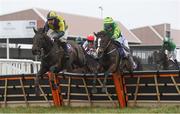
[0,59,41,75]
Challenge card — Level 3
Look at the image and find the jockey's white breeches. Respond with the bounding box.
[115,35,130,56]
[115,35,129,49]
[167,49,177,60]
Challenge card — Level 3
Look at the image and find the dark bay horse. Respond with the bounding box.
[152,49,179,70]
[32,28,86,95]
[94,31,141,92]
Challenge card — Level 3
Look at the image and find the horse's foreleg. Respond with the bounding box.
[35,73,40,96]
[92,71,98,94]
[102,64,116,93]
[102,71,109,92]
[35,68,47,96]
[49,65,61,90]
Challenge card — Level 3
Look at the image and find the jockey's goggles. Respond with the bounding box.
[47,17,56,20]
[104,23,113,31]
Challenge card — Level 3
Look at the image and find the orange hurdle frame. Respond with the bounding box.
[112,73,126,108]
[47,72,63,106]
[47,72,127,107]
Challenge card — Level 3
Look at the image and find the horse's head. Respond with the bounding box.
[32,28,52,55]
[94,31,111,58]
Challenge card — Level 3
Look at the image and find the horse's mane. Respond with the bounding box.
[96,31,108,37]
[97,31,114,42]
[37,28,45,33]
[35,28,53,46]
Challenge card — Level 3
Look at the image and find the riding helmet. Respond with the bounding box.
[47,11,57,20]
[104,17,115,31]
[87,34,95,42]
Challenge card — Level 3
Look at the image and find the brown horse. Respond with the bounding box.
[32,28,86,95]
[94,31,141,92]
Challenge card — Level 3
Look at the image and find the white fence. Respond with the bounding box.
[0,59,41,75]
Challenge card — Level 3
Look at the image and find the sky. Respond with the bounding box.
[0,0,180,29]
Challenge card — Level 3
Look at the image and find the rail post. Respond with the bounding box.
[47,72,63,106]
[112,73,126,108]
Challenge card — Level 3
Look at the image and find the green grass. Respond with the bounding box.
[0,105,180,113]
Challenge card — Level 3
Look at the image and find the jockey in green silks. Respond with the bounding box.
[162,37,179,68]
[103,17,137,69]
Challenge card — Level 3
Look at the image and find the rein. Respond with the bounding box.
[42,49,51,58]
[97,38,117,59]
[107,48,116,55]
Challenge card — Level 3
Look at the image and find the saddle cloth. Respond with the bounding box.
[114,41,127,58]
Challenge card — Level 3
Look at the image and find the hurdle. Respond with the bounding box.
[0,70,180,107]
[48,72,126,108]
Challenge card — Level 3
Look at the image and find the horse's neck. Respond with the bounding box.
[43,39,53,54]
[106,40,117,52]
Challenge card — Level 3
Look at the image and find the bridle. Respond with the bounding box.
[34,33,54,59]
[97,37,117,58]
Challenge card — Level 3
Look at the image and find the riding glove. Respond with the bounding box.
[112,35,116,39]
[57,31,65,38]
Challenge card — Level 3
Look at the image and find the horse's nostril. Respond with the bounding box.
[32,49,39,55]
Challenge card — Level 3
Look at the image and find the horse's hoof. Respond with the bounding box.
[91,88,97,94]
[101,87,107,93]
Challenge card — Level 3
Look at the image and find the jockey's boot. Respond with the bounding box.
[128,55,137,70]
[61,42,69,59]
[174,59,180,69]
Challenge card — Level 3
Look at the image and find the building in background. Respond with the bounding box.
[131,23,180,63]
[0,8,179,62]
[0,8,140,59]
[0,8,140,45]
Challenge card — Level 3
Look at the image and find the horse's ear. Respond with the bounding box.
[93,32,97,37]
[33,27,37,33]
